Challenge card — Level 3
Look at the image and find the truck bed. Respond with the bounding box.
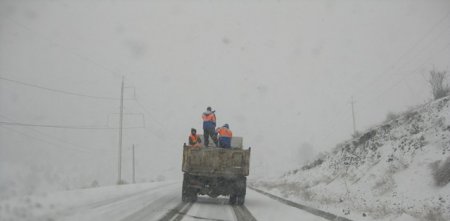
[182,145,250,178]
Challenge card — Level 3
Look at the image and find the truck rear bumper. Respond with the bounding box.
[184,173,246,198]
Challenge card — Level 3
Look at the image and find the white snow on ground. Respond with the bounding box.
[181,189,329,221]
[0,180,343,221]
[182,197,236,221]
[245,188,328,221]
[0,181,179,221]
[253,96,450,221]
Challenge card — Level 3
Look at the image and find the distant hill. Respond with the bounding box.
[254,96,450,221]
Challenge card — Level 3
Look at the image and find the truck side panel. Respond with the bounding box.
[182,146,250,177]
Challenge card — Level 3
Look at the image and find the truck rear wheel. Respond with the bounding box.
[229,192,245,205]
[182,174,197,202]
[229,194,237,205]
[229,177,246,205]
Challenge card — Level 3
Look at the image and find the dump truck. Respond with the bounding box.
[182,136,251,205]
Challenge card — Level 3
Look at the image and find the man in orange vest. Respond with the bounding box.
[216,123,232,148]
[202,106,218,147]
[188,128,202,148]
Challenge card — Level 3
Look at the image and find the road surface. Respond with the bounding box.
[35,182,350,221]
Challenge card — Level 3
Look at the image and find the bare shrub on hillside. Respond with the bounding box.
[302,157,324,170]
[431,157,450,187]
[423,208,446,221]
[352,130,362,139]
[384,111,398,123]
[372,174,395,196]
[91,180,99,188]
[428,69,450,100]
[403,109,418,123]
[117,179,127,185]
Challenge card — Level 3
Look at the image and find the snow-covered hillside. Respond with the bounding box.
[253,96,450,221]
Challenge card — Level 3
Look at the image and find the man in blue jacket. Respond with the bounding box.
[202,106,218,147]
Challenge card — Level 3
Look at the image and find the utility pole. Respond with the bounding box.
[117,76,124,184]
[351,96,356,134]
[132,144,136,184]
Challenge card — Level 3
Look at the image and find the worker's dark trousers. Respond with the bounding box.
[203,127,218,147]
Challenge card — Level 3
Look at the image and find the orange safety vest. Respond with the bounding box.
[202,113,216,122]
[217,127,232,138]
[189,134,200,144]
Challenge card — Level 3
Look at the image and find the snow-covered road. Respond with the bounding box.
[124,183,332,221]
[0,181,349,221]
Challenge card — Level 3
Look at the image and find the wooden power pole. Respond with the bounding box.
[351,96,356,134]
[132,144,136,184]
[117,76,124,184]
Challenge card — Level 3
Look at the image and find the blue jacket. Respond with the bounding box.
[219,137,231,148]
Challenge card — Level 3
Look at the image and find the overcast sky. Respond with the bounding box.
[1,0,450,183]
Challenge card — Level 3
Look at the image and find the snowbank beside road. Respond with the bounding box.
[253,96,450,221]
[0,181,178,221]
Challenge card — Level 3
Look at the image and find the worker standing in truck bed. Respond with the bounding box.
[202,106,218,147]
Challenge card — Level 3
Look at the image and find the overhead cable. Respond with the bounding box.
[0,121,143,130]
[0,76,120,101]
[0,125,115,157]
[5,17,122,79]
[352,10,450,99]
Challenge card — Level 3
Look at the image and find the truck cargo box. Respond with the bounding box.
[182,145,250,178]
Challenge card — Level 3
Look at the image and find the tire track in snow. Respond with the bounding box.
[158,201,193,221]
[120,194,178,221]
[249,186,353,221]
[232,205,257,221]
[157,199,257,221]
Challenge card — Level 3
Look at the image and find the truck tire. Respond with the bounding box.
[229,177,246,205]
[182,174,197,202]
[229,194,237,205]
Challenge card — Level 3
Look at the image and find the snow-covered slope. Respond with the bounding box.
[253,96,450,221]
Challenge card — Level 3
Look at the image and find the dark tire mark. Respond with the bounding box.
[120,194,178,221]
[173,202,194,221]
[177,213,228,221]
[158,201,192,221]
[249,186,353,221]
[233,205,257,221]
[158,198,257,221]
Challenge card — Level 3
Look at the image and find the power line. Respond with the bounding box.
[0,125,115,157]
[0,113,116,154]
[123,86,179,146]
[4,17,122,79]
[0,76,121,101]
[0,121,143,130]
[359,41,450,112]
[319,11,450,145]
[321,40,450,145]
[134,96,165,129]
[392,23,450,74]
[331,41,450,140]
[125,76,170,130]
[351,10,450,100]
